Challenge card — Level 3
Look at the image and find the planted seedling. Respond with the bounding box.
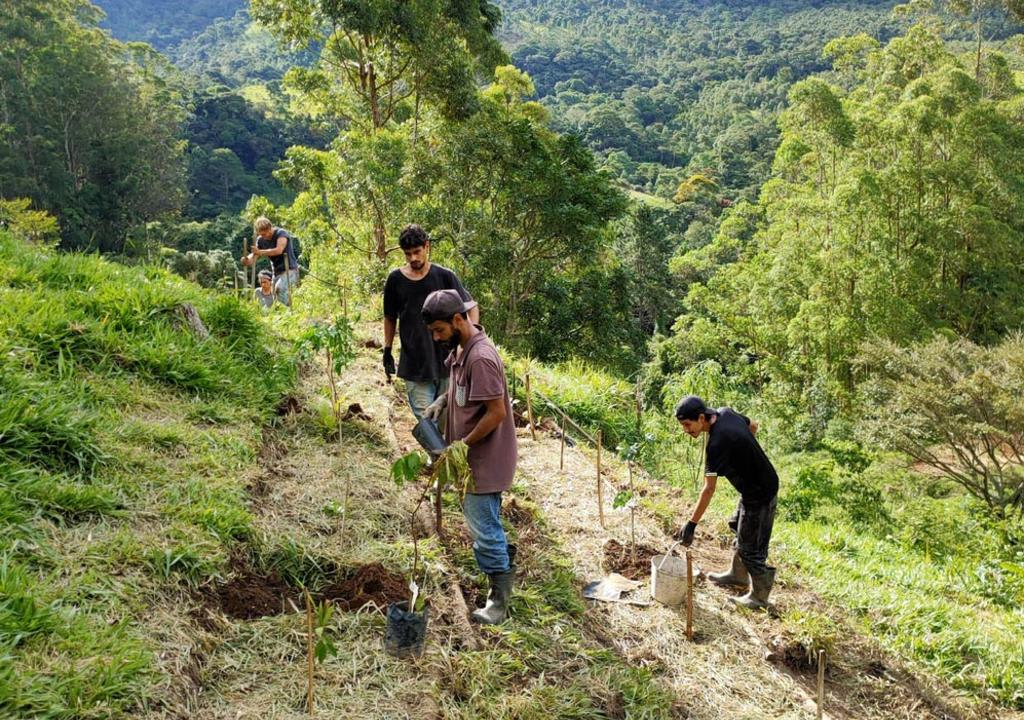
[385,443,471,656]
[614,441,643,565]
[303,589,338,715]
[297,317,357,535]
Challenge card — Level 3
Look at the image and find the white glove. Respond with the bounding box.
[423,395,448,422]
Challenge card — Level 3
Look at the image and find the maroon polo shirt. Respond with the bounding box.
[443,328,517,494]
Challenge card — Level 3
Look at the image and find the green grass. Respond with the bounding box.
[0,230,295,717]
[515,353,1024,710]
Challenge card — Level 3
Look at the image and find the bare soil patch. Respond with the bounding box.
[318,563,408,612]
[208,562,408,620]
[601,538,661,580]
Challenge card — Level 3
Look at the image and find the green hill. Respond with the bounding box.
[95,0,244,49]
[0,230,292,716]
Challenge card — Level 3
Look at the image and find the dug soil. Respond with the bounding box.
[209,562,407,620]
[602,538,661,580]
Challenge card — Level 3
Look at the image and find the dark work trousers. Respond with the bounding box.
[728,495,777,576]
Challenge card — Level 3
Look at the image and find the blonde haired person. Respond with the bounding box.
[241,216,299,306]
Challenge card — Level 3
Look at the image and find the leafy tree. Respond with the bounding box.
[655,20,1024,442]
[410,67,631,366]
[250,0,507,259]
[858,334,1024,521]
[0,0,186,250]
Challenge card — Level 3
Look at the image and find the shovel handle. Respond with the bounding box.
[656,541,683,572]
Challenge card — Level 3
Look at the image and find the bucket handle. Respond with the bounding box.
[656,541,683,572]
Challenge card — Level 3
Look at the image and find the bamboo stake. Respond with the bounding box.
[525,373,537,441]
[628,460,636,563]
[532,388,596,444]
[686,551,694,641]
[559,414,566,471]
[635,379,643,431]
[305,590,315,716]
[284,248,291,307]
[816,649,826,719]
[596,430,605,528]
[251,236,258,293]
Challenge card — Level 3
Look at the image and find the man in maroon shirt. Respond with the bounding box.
[421,289,518,624]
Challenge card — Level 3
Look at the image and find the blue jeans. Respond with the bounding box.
[274,269,299,306]
[405,378,449,421]
[462,492,510,575]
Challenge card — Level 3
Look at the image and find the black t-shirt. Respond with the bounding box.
[705,408,779,507]
[383,264,472,382]
[257,228,298,276]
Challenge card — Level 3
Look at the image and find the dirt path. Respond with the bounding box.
[153,343,1012,720]
[514,429,1002,720]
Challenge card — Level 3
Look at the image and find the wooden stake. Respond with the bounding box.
[559,414,566,471]
[686,551,694,641]
[251,236,258,292]
[816,649,826,719]
[305,590,315,716]
[596,430,605,528]
[635,379,643,432]
[525,373,537,441]
[434,475,443,537]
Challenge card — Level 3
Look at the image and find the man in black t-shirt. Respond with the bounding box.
[382,225,477,421]
[675,394,779,609]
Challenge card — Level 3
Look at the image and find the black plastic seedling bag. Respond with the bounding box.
[385,601,429,658]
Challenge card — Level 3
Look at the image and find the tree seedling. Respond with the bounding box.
[297,317,357,535]
[390,442,471,604]
[614,441,643,565]
[303,589,338,715]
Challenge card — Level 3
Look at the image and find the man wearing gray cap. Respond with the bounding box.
[421,289,518,624]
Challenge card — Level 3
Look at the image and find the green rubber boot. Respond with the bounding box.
[729,567,775,610]
[471,569,514,625]
[708,552,749,588]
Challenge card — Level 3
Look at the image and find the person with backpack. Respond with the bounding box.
[241,216,299,306]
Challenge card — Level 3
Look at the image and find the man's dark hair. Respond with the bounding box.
[675,394,717,422]
[399,224,429,250]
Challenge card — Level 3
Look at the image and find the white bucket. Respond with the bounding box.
[651,545,687,607]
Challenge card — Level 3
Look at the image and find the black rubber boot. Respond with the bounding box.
[708,551,749,588]
[729,567,775,610]
[471,569,514,625]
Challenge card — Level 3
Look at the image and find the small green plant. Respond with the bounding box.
[780,607,841,667]
[614,441,643,562]
[390,442,471,606]
[297,317,358,535]
[303,590,338,715]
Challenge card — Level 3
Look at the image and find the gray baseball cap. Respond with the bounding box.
[421,289,477,323]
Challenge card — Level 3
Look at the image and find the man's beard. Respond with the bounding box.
[442,329,461,353]
[409,260,424,271]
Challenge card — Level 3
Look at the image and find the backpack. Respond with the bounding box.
[272,228,301,268]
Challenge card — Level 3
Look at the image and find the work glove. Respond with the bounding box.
[382,347,395,377]
[423,395,448,423]
[676,520,698,547]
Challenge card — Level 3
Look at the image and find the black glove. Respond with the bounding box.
[383,346,395,377]
[677,520,698,547]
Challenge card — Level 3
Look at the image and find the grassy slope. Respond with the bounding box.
[0,231,292,717]
[4,234,1020,717]
[520,360,1024,712]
